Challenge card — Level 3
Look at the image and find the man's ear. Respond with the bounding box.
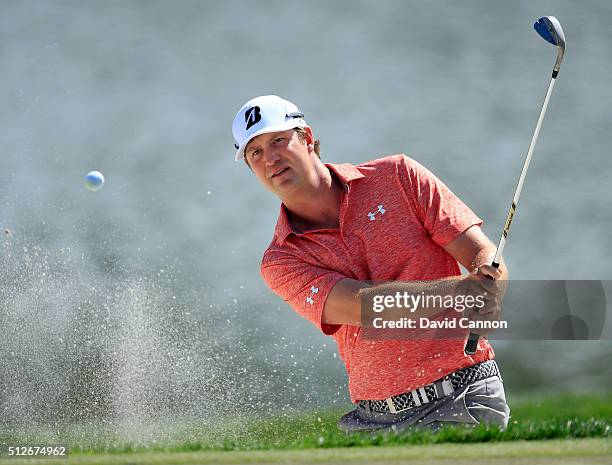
[304,126,315,146]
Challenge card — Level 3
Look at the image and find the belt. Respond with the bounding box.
[359,360,499,414]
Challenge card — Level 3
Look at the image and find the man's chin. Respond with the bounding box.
[270,178,300,197]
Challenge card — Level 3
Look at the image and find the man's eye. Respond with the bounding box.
[251,150,261,158]
[274,137,284,143]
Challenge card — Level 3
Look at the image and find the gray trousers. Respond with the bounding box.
[338,373,510,433]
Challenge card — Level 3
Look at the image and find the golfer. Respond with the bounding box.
[232,95,510,432]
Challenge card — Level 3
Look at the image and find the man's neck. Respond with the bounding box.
[282,164,344,232]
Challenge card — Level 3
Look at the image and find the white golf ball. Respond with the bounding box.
[85,171,105,191]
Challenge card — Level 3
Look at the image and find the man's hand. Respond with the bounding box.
[456,265,507,336]
[444,226,510,336]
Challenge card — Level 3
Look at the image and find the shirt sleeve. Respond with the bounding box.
[260,249,347,335]
[396,155,483,246]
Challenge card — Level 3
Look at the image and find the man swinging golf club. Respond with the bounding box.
[232,15,565,432]
[232,95,510,431]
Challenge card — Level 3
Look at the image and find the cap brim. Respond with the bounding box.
[234,120,306,161]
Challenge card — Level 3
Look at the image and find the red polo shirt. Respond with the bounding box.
[260,154,494,402]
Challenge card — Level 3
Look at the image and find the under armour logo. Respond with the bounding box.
[367,204,386,221]
[244,106,262,130]
[306,286,319,305]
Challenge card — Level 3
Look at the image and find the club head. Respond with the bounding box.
[534,16,566,76]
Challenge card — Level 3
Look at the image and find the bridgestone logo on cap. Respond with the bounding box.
[245,106,262,130]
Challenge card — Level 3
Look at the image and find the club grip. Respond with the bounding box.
[464,261,500,355]
[464,332,479,355]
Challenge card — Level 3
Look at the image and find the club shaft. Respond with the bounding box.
[465,76,557,355]
[493,76,556,264]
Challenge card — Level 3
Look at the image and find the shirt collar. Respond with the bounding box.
[274,163,365,244]
[326,162,365,185]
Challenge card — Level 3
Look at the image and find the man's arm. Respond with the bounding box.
[443,225,508,279]
[445,224,510,331]
[321,278,365,326]
[322,277,458,326]
[321,225,507,326]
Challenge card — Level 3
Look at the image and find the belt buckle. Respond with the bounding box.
[385,397,399,414]
[439,379,454,396]
[384,365,484,414]
[385,385,436,414]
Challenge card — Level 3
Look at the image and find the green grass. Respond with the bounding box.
[1,392,610,457]
[1,439,611,465]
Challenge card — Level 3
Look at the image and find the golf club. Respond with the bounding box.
[464,16,566,355]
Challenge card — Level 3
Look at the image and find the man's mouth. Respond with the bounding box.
[271,167,289,178]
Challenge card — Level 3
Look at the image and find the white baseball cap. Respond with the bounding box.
[232,95,307,161]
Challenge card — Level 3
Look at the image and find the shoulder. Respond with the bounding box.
[356,154,407,170]
[355,154,425,176]
[327,155,421,183]
[349,154,429,188]
[261,239,290,266]
[259,243,295,287]
[261,241,283,260]
[260,238,310,272]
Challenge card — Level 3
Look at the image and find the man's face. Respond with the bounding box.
[244,127,315,197]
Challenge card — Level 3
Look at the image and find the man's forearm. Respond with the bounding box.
[471,246,509,280]
[358,278,461,320]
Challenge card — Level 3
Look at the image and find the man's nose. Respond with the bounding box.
[264,149,281,165]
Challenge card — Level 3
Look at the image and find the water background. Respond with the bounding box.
[1,0,611,437]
